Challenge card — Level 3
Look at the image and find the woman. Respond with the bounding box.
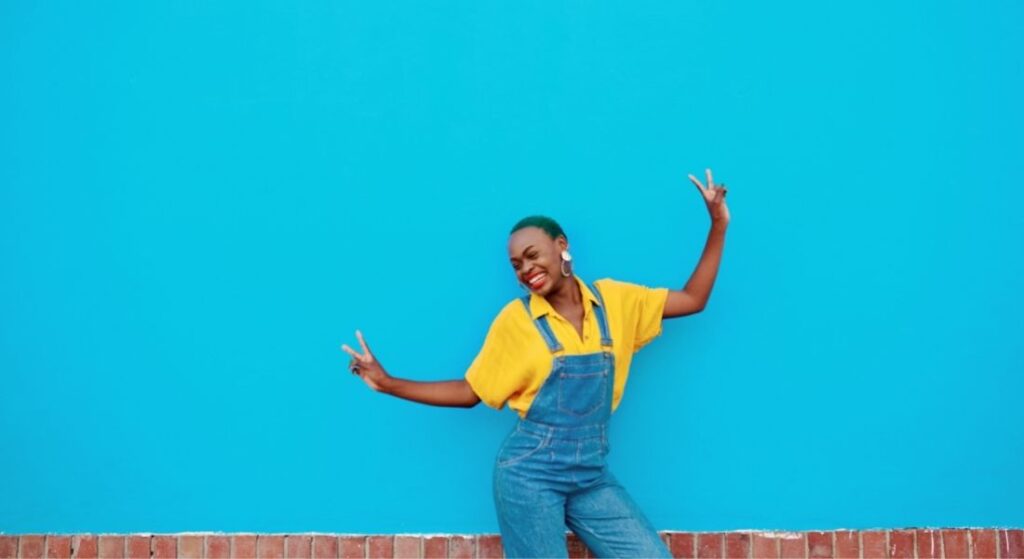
[342,168,729,558]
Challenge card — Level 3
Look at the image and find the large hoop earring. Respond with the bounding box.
[560,250,572,277]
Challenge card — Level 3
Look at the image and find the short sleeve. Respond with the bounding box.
[597,278,670,352]
[464,303,522,410]
[632,284,669,351]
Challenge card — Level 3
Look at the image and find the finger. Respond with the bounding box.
[340,344,363,360]
[706,168,714,189]
[356,330,372,356]
[688,173,706,191]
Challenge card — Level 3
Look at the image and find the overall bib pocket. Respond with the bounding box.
[557,371,608,416]
[496,429,550,468]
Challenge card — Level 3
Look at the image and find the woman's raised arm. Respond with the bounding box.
[664,168,730,319]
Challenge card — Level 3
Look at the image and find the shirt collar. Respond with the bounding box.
[528,275,600,318]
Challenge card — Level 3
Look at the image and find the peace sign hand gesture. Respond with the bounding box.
[341,330,392,393]
[688,167,730,226]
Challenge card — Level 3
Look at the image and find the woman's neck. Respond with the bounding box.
[545,274,582,310]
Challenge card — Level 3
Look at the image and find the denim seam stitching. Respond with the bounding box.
[496,432,553,468]
[557,373,608,416]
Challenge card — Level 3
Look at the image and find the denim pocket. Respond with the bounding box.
[557,371,608,416]
[496,429,550,468]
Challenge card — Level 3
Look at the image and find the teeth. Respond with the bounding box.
[529,274,546,285]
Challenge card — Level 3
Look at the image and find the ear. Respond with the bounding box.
[555,236,569,252]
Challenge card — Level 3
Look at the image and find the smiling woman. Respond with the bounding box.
[469,224,672,418]
[340,167,729,558]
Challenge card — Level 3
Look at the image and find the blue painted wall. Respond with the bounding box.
[2,0,1022,534]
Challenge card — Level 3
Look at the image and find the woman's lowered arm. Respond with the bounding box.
[383,377,481,408]
[341,330,481,408]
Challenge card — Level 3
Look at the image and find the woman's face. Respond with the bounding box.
[507,226,569,297]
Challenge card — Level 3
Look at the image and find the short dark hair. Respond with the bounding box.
[510,215,567,241]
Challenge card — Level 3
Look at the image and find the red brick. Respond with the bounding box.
[337,537,365,559]
[125,536,150,559]
[566,533,587,559]
[698,533,724,559]
[154,536,178,558]
[179,536,204,559]
[206,536,230,559]
[726,533,750,559]
[422,537,446,559]
[47,536,73,559]
[257,536,284,559]
[1001,530,1024,559]
[670,533,697,559]
[392,536,418,559]
[914,529,940,559]
[311,537,337,559]
[98,536,125,559]
[941,530,968,559]
[0,536,17,559]
[232,536,257,559]
[779,533,805,559]
[970,529,997,559]
[861,531,887,559]
[365,536,392,559]
[834,531,858,559]
[20,536,46,559]
[477,535,503,559]
[73,536,98,559]
[888,530,914,559]
[806,532,830,559]
[46,534,1024,559]
[285,536,311,559]
[447,536,473,559]
[751,532,779,559]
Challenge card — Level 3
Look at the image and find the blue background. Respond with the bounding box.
[2,0,1022,534]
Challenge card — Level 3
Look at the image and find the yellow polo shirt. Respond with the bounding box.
[465,275,670,419]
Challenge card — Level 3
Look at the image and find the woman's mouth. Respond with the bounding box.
[525,272,548,290]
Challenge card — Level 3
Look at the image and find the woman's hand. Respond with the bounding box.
[341,330,392,393]
[688,167,730,226]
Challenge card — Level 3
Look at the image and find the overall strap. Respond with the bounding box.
[589,282,614,348]
[519,296,563,353]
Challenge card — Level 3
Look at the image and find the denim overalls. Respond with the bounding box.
[492,283,673,559]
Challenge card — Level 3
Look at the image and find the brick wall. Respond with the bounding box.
[0,529,1021,559]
